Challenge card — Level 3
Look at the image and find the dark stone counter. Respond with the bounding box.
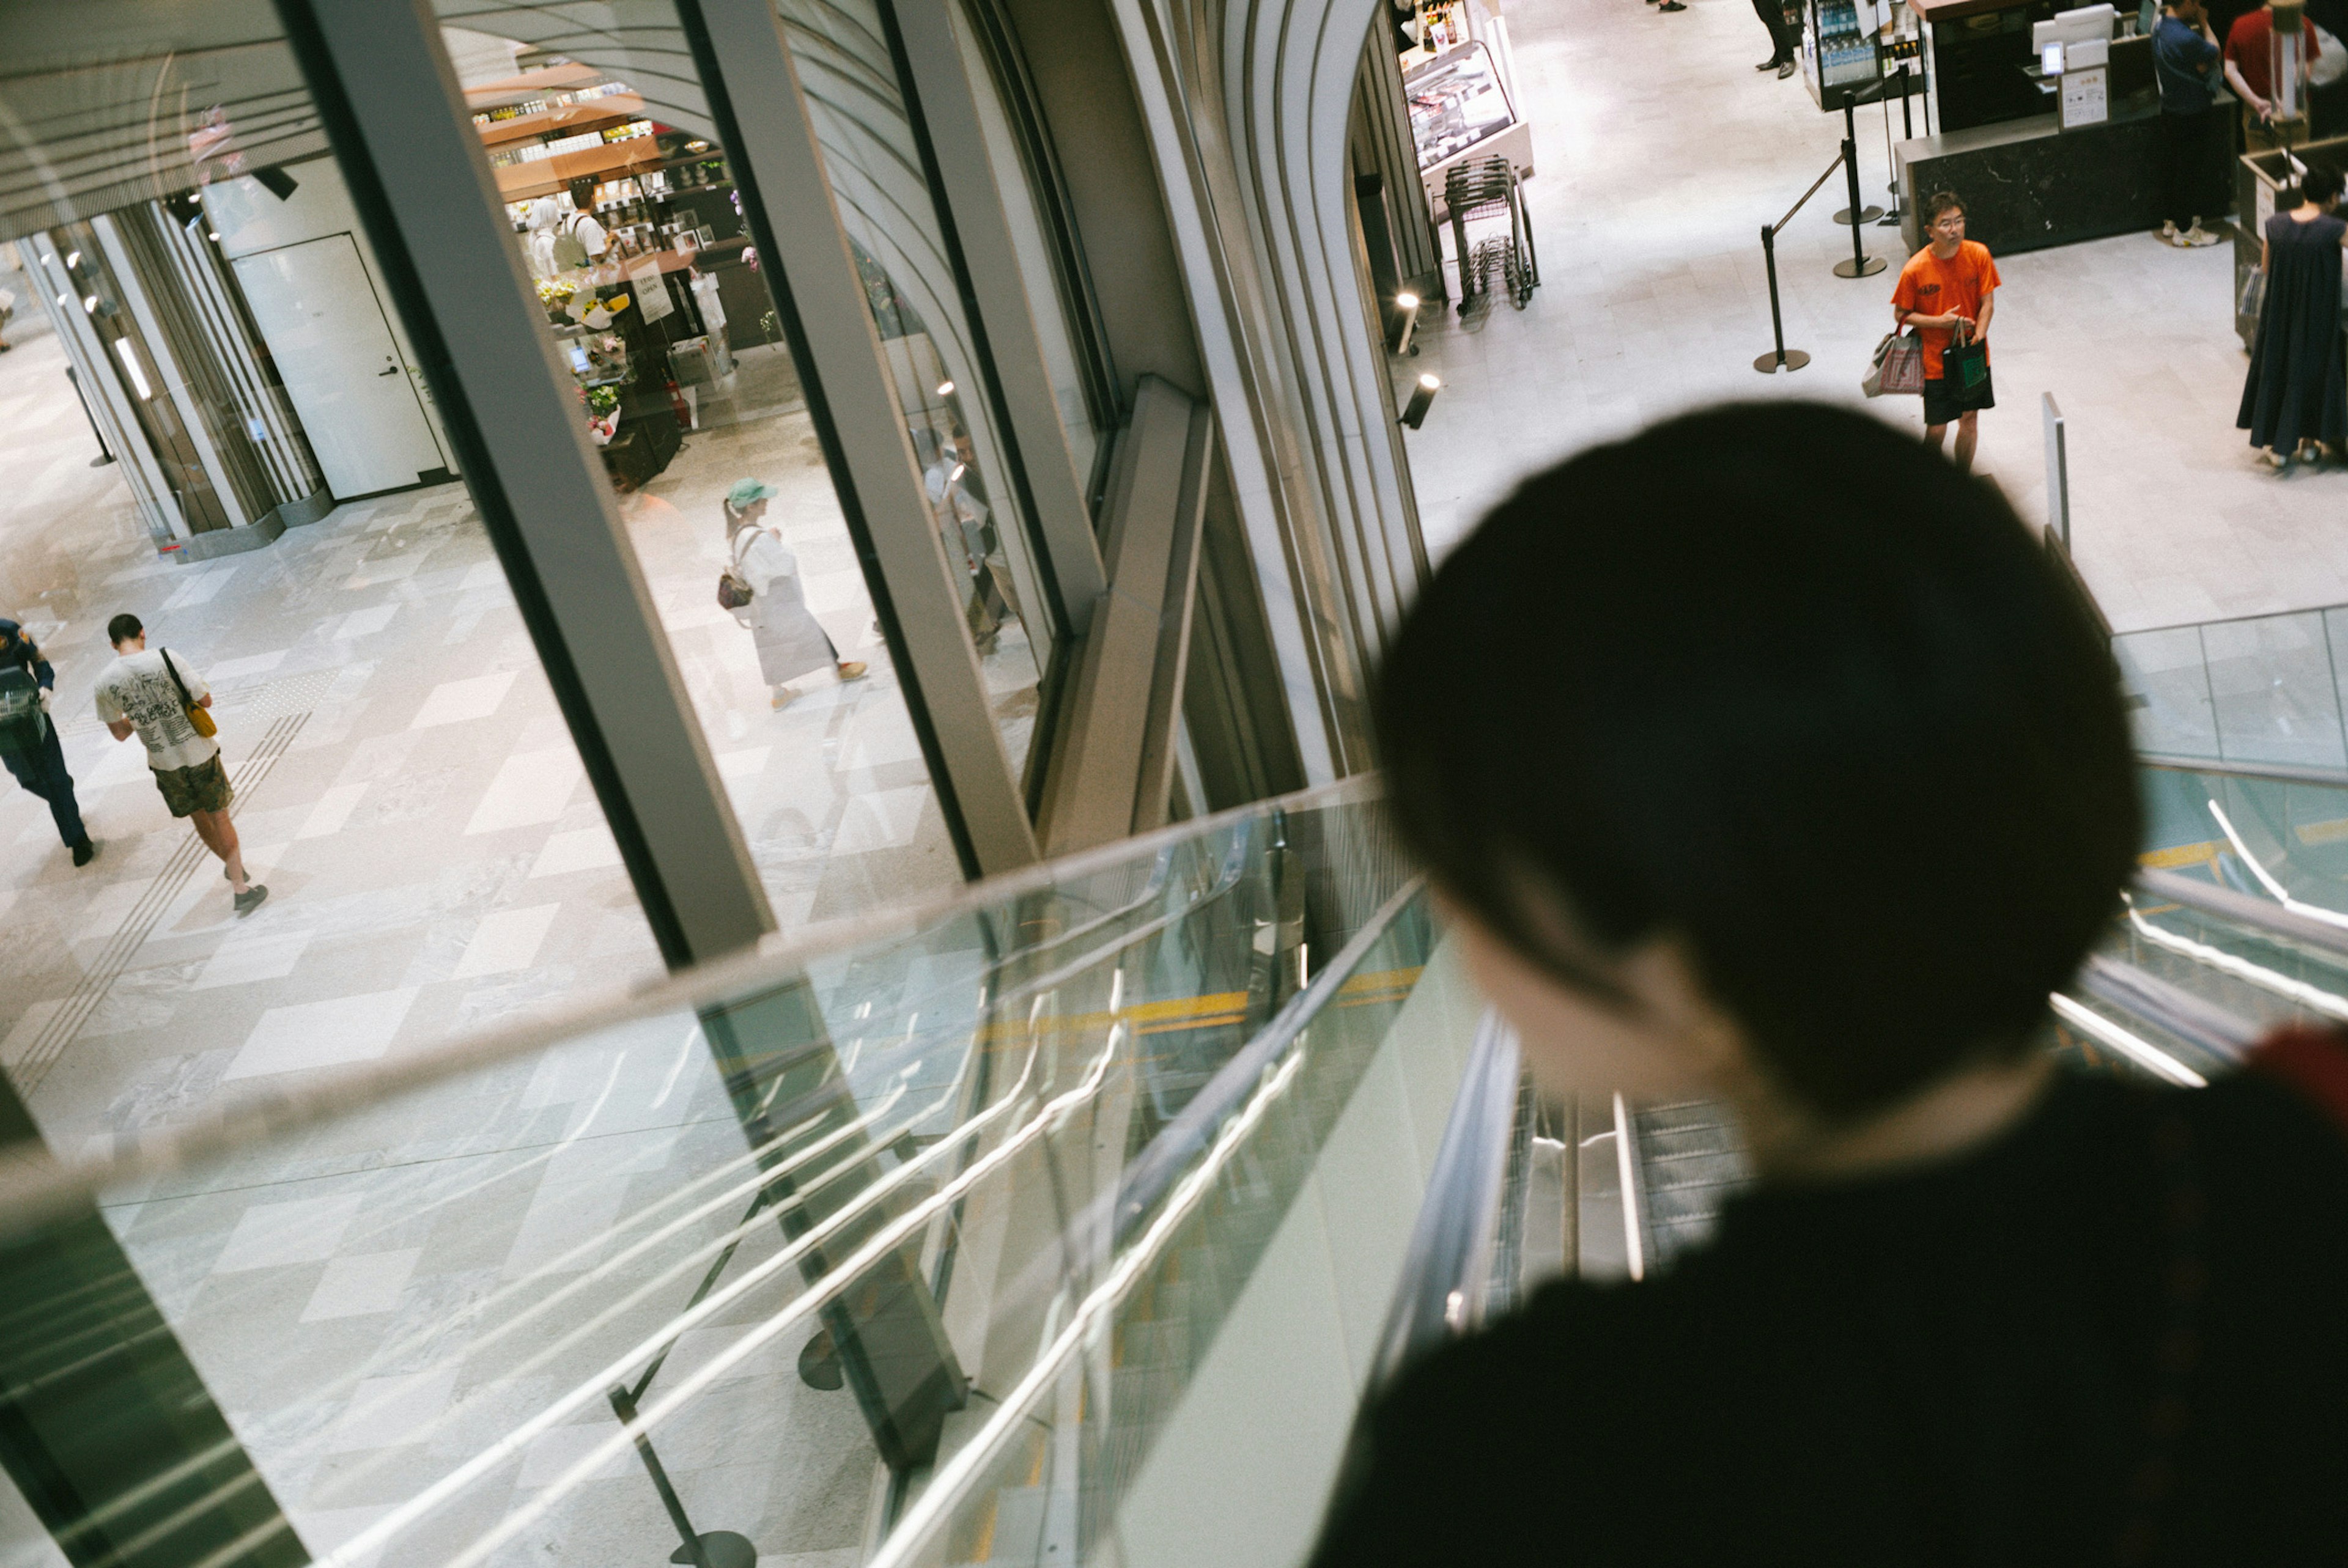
[1894,90,2234,257]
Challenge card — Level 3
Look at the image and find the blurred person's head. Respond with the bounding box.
[108,613,145,650]
[1378,403,2137,1142]
[2300,167,2344,208]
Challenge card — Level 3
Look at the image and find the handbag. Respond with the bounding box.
[1941,328,1995,412]
[717,529,756,613]
[1862,330,1925,397]
[2239,265,2267,322]
[161,647,218,738]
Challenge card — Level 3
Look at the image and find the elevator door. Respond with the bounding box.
[230,234,446,498]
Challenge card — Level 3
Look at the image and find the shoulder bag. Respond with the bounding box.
[1862,330,1925,398]
[161,648,218,738]
[717,529,757,613]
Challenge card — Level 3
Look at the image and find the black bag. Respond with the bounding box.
[1941,334,1995,412]
[0,666,45,755]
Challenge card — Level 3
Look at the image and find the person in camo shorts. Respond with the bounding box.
[94,613,266,916]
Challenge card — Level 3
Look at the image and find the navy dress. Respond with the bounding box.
[2239,210,2347,453]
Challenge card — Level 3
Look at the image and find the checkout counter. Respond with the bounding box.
[1894,0,2233,254]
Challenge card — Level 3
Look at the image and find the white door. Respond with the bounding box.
[231,235,446,498]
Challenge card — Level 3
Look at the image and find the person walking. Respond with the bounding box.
[1752,0,1799,75]
[2154,0,2229,243]
[1891,191,1999,472]
[2239,166,2347,466]
[723,479,866,711]
[93,614,264,915]
[2226,0,2322,148]
[0,617,95,866]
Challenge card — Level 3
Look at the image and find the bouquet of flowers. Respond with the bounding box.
[583,383,620,446]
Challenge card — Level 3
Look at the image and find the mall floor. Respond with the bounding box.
[1405,0,2348,636]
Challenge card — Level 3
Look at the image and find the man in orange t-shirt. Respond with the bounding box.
[1891,191,2001,473]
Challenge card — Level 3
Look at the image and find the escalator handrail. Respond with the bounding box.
[870,876,1431,1568]
[0,774,1385,1241]
[1112,876,1426,1243]
[2139,754,2348,790]
[2136,868,2348,967]
[1364,1009,1522,1391]
[2073,954,2258,1063]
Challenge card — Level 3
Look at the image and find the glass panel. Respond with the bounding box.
[2201,611,2348,770]
[428,6,973,922]
[2142,764,2348,918]
[2111,624,2220,759]
[882,894,1450,1568]
[0,20,681,1563]
[0,779,1406,1568]
[0,10,663,1188]
[950,0,1106,488]
[777,0,1055,779]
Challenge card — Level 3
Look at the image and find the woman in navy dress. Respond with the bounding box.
[2239,165,2347,466]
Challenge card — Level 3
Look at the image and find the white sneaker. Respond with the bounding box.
[2182,220,2223,247]
[2160,219,2180,245]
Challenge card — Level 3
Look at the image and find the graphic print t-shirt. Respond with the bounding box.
[1891,240,2001,378]
[94,650,218,773]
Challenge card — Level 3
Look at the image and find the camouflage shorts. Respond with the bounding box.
[153,754,231,818]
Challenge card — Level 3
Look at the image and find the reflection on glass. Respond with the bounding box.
[779,0,1053,779]
[949,0,1109,498]
[1,18,674,1567]
[433,12,969,921]
[2115,609,2348,771]
[5,781,1400,1568]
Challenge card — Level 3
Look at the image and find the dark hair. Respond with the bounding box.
[1924,191,1965,225]
[1376,403,2138,1119]
[107,613,143,646]
[2302,166,2345,205]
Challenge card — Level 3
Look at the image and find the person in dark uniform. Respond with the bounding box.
[1753,0,1800,75]
[0,619,95,866]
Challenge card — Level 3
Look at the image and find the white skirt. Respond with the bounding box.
[745,575,834,685]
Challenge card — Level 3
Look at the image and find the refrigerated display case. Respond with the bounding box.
[1803,0,1888,108]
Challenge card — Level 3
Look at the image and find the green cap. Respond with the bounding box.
[726,477,779,510]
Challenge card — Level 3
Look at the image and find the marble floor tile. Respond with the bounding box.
[409,672,517,729]
[213,1192,366,1273]
[449,905,562,981]
[223,988,420,1080]
[303,1249,426,1322]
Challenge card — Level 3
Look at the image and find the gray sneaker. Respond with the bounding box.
[234,884,269,916]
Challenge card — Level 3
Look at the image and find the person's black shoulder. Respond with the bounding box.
[1309,1276,1682,1567]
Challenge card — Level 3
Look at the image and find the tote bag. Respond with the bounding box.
[1862,331,1925,397]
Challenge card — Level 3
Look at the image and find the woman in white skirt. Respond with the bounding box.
[724,478,866,709]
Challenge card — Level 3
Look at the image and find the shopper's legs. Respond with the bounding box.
[2159,109,2198,230]
[1751,0,1793,64]
[1952,410,1980,473]
[188,807,248,893]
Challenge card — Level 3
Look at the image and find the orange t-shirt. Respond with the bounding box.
[1891,240,2001,379]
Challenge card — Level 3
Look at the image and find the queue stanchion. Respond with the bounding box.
[1833,96,1887,278]
[1752,147,1850,374]
[1753,222,1811,374]
[1834,92,1885,226]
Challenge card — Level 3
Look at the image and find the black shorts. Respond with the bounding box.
[1922,370,1993,427]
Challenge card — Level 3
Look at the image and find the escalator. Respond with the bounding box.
[2,760,2346,1568]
